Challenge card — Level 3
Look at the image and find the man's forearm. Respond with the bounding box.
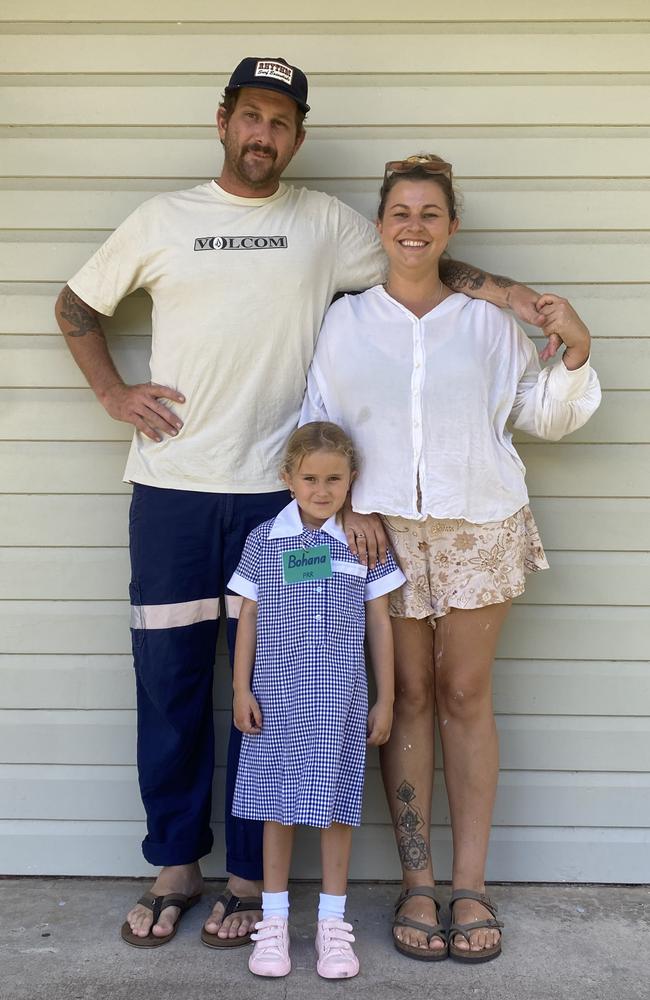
[440,257,519,309]
[55,284,124,403]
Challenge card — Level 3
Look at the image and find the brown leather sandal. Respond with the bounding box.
[120,890,202,948]
[200,887,262,948]
[448,888,503,963]
[393,886,448,961]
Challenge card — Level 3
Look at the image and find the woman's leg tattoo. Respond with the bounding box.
[396,781,429,870]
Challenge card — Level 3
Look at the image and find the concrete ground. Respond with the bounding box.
[1,879,648,1000]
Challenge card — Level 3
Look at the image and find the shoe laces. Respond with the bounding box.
[319,919,355,956]
[251,917,287,956]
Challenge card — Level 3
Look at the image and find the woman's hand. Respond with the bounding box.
[233,688,262,735]
[535,293,591,369]
[367,701,393,746]
[504,284,562,360]
[342,507,388,569]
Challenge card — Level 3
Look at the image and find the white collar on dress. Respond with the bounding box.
[268,499,348,544]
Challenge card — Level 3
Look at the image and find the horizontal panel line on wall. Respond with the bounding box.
[1,822,648,881]
[1,710,648,722]
[2,284,648,337]
[3,597,646,611]
[0,389,643,442]
[3,34,650,75]
[4,656,646,714]
[0,442,650,450]
[2,602,648,659]
[2,1,649,23]
[0,458,646,501]
[2,336,647,393]
[3,237,649,283]
[6,230,645,246]
[5,493,645,502]
[4,766,650,828]
[3,19,650,33]
[3,548,649,605]
[4,138,650,179]
[5,73,650,86]
[2,710,649,772]
[0,547,640,554]
[2,496,646,551]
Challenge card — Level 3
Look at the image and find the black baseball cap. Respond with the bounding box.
[225,57,310,114]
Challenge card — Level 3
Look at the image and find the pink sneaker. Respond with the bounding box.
[315,918,360,979]
[248,916,291,978]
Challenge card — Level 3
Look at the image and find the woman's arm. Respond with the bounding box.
[365,595,395,747]
[509,296,601,441]
[232,598,262,735]
[301,354,389,569]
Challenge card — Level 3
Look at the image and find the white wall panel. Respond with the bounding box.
[1,5,648,882]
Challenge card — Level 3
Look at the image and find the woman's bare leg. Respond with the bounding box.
[379,616,444,954]
[434,600,511,954]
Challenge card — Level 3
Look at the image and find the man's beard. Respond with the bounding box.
[233,143,279,188]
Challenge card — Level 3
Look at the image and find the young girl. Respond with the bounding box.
[228,422,405,979]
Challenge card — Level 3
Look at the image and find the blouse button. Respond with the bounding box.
[315,614,322,621]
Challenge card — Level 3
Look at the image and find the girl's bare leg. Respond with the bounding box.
[379,617,444,954]
[321,823,353,895]
[434,600,511,954]
[263,821,295,892]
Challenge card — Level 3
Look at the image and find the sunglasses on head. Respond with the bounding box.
[383,156,453,181]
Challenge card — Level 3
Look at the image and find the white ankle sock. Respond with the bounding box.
[318,892,346,922]
[262,890,289,920]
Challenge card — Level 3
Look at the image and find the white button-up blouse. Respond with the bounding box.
[300,287,601,524]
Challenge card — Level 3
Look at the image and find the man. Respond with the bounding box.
[55,57,552,948]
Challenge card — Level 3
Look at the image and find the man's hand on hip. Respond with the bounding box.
[101,382,186,442]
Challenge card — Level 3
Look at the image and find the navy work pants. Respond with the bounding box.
[128,483,289,876]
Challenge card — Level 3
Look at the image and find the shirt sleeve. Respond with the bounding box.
[364,550,406,602]
[509,328,602,442]
[332,199,388,293]
[227,530,262,602]
[299,297,345,426]
[67,201,150,316]
[299,362,329,425]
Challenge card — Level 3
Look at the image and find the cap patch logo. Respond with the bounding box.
[255,60,294,86]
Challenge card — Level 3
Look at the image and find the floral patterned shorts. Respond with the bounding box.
[383,505,549,627]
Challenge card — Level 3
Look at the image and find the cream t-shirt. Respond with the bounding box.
[68,181,386,493]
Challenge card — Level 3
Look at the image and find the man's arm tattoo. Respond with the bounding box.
[59,286,103,338]
[395,781,430,871]
[490,272,516,289]
[440,258,516,292]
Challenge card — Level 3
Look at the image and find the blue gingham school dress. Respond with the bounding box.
[228,499,405,828]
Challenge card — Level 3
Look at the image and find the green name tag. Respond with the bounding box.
[282,544,332,584]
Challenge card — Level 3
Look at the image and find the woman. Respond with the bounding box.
[301,154,601,963]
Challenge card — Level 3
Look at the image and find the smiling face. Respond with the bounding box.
[282,449,355,529]
[377,178,459,273]
[216,88,305,197]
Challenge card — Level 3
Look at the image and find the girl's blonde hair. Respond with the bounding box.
[281,421,358,476]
